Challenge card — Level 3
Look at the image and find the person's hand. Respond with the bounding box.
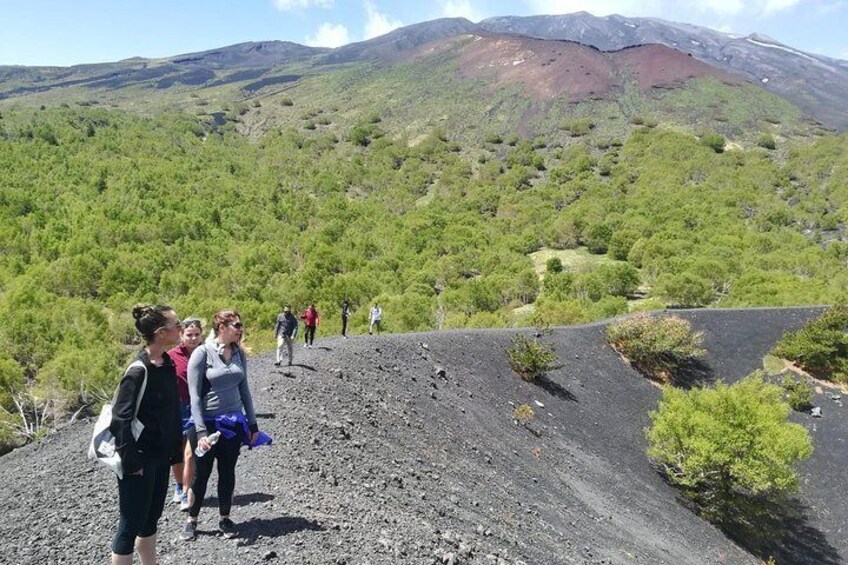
[250,431,259,446]
[198,436,211,451]
[131,468,144,477]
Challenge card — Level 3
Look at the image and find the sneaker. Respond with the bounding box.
[288,361,293,366]
[303,344,308,348]
[218,518,237,539]
[274,361,281,367]
[179,492,190,512]
[180,521,197,541]
[172,484,183,504]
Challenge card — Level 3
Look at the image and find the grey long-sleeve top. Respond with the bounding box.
[187,339,257,439]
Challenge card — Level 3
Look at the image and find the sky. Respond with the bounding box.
[0,0,846,66]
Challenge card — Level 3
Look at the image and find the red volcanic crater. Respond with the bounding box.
[412,33,743,102]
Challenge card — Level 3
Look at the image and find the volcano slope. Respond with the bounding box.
[0,307,843,565]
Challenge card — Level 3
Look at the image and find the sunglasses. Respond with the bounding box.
[156,321,181,332]
[227,322,245,330]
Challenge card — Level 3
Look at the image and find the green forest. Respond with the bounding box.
[0,104,846,451]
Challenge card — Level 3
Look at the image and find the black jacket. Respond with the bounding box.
[109,348,183,474]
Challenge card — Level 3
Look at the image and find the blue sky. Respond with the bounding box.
[1,0,846,66]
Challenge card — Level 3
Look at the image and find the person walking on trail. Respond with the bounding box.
[166,318,204,512]
[300,304,319,348]
[341,299,351,339]
[274,305,298,366]
[110,304,183,565]
[181,310,261,542]
[369,303,382,335]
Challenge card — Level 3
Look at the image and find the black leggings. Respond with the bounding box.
[188,430,241,518]
[304,325,316,345]
[112,458,170,554]
[341,316,348,337]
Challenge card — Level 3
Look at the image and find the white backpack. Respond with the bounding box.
[88,360,147,479]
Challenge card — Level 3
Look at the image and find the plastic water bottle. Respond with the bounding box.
[194,431,221,457]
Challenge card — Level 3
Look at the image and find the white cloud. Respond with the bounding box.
[273,0,333,11]
[438,0,481,20]
[305,22,350,47]
[364,1,403,39]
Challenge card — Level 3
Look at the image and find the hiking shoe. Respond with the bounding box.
[180,521,197,541]
[172,484,183,504]
[179,492,190,512]
[218,518,237,539]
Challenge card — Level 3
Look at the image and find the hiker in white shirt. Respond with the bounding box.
[369,304,382,335]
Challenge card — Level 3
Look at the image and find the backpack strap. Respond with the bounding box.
[128,360,148,419]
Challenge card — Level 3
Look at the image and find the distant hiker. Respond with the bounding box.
[273,305,298,366]
[182,310,260,541]
[166,317,203,511]
[300,304,320,348]
[341,299,351,338]
[369,303,382,335]
[110,304,183,565]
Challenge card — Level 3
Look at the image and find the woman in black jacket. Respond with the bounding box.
[109,304,183,565]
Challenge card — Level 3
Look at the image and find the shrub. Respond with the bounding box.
[700,131,726,153]
[280,97,294,106]
[606,315,705,382]
[513,404,535,425]
[771,303,848,381]
[484,133,503,144]
[647,373,813,522]
[781,375,813,412]
[657,271,714,307]
[545,257,563,274]
[506,334,563,382]
[757,134,776,150]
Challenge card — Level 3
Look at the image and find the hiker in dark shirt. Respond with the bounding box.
[274,305,298,366]
[341,299,351,338]
[110,304,183,565]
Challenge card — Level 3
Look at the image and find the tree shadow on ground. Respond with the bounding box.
[316,346,333,351]
[202,492,276,508]
[535,374,577,402]
[236,515,323,544]
[670,358,716,389]
[718,496,841,565]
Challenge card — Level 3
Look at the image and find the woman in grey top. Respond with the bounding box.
[181,309,259,541]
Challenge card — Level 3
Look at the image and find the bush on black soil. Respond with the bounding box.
[771,302,848,382]
[781,375,813,412]
[606,314,705,383]
[647,373,813,525]
[505,334,562,382]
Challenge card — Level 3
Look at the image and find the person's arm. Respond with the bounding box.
[110,364,146,476]
[187,345,209,439]
[273,315,282,337]
[236,351,259,434]
[292,318,298,339]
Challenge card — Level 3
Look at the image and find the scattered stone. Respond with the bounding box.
[263,550,278,560]
[811,406,823,418]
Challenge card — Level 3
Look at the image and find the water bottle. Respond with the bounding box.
[194,431,221,457]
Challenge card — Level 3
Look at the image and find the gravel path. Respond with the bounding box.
[0,307,842,565]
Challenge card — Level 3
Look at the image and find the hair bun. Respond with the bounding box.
[131,304,149,321]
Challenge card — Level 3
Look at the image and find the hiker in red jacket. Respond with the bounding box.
[300,304,320,348]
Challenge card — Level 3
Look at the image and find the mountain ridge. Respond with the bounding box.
[1,13,845,131]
